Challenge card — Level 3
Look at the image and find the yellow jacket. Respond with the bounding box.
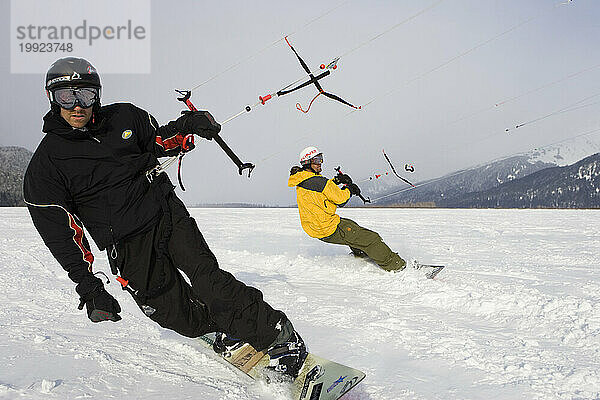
[288,169,351,238]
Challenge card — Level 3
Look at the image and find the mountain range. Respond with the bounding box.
[440,153,599,208]
[2,138,600,208]
[369,136,600,208]
[0,146,33,206]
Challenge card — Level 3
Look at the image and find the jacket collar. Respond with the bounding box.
[42,109,105,139]
[288,169,321,187]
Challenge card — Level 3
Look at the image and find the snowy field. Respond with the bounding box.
[1,207,599,400]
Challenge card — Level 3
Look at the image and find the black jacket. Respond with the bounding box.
[24,103,187,286]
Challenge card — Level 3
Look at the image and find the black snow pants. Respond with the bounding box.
[108,190,285,351]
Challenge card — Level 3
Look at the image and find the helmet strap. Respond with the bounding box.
[50,103,61,115]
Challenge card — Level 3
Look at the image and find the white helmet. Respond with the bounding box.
[299,146,321,165]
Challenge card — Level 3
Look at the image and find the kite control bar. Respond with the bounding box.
[176,90,255,177]
[335,166,371,204]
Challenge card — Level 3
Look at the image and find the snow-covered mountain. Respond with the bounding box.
[372,155,556,207]
[444,152,600,208]
[527,134,600,166]
[372,134,600,208]
[0,146,32,206]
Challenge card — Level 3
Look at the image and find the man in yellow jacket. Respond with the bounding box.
[288,146,406,272]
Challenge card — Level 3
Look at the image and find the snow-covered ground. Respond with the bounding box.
[1,207,599,400]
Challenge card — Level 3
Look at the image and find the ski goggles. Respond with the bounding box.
[310,154,323,164]
[51,87,99,110]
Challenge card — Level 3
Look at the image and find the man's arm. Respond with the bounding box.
[322,179,352,207]
[138,109,192,157]
[298,175,352,207]
[24,155,121,322]
[133,105,220,158]
[24,155,95,284]
[25,201,95,283]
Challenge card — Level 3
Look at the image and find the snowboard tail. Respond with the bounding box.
[414,263,445,279]
[349,253,446,279]
[294,353,365,400]
[197,333,365,400]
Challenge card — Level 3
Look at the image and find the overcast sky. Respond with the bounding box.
[2,0,600,206]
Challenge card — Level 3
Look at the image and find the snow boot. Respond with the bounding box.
[349,247,369,258]
[266,319,308,379]
[213,332,244,355]
[381,253,407,272]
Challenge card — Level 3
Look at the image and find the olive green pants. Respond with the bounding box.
[320,218,406,271]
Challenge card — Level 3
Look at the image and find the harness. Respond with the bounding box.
[109,172,176,304]
[84,128,179,304]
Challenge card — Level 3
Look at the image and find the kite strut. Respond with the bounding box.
[279,36,361,113]
[382,149,415,187]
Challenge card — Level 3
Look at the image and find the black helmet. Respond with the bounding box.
[45,57,102,113]
[45,57,101,91]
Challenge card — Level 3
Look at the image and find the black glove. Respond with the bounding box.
[290,165,303,176]
[77,279,122,323]
[175,110,221,140]
[345,183,361,196]
[333,173,353,185]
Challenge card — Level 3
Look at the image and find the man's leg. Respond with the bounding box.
[166,195,308,377]
[111,220,216,338]
[166,194,293,351]
[321,218,406,271]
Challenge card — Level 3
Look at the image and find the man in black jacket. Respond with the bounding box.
[24,57,307,378]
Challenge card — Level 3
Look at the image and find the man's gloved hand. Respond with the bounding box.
[345,183,361,196]
[175,110,221,140]
[77,278,122,323]
[333,173,352,185]
[290,165,303,176]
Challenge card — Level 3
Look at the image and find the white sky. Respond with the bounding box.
[2,0,600,205]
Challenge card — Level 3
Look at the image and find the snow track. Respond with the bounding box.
[1,208,598,399]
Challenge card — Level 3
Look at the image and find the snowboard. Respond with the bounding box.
[197,333,365,400]
[413,263,445,279]
[349,252,445,279]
